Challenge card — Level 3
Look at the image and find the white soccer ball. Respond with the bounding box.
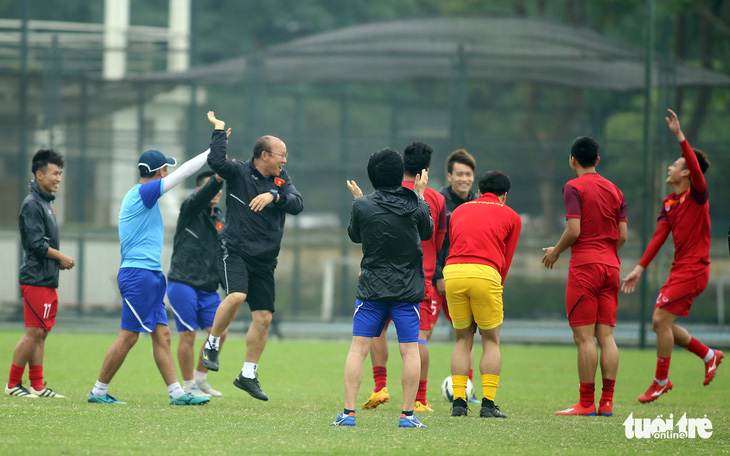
[441,375,473,402]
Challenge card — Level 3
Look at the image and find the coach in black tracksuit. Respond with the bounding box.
[166,171,226,396]
[201,111,302,401]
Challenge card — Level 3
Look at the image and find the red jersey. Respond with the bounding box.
[639,139,711,268]
[446,193,522,283]
[563,173,627,268]
[403,181,446,280]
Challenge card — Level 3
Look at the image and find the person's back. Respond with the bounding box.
[119,180,165,270]
[350,185,432,303]
[564,173,625,269]
[447,193,521,282]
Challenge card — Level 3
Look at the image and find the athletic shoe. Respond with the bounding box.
[184,384,211,397]
[330,412,356,426]
[170,392,210,406]
[30,385,65,398]
[361,387,389,409]
[704,350,724,386]
[451,398,469,417]
[233,373,268,401]
[638,379,672,403]
[398,414,426,428]
[414,401,433,412]
[468,393,481,404]
[88,392,126,404]
[4,383,37,398]
[554,403,597,416]
[598,400,613,417]
[480,399,507,418]
[202,344,219,372]
[196,379,222,397]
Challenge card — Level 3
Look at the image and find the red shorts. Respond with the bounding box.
[565,264,619,327]
[20,285,58,330]
[655,264,709,318]
[431,288,452,323]
[419,281,439,330]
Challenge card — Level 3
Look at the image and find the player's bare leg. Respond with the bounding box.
[478,325,506,418]
[344,336,373,410]
[556,325,597,415]
[639,308,678,402]
[596,324,618,416]
[414,328,432,411]
[194,327,226,396]
[667,314,724,386]
[5,327,45,398]
[399,341,420,413]
[232,310,271,401]
[97,329,140,384]
[450,326,474,416]
[203,292,244,371]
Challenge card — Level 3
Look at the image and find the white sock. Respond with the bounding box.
[194,370,207,384]
[183,380,195,390]
[207,335,220,351]
[242,362,257,379]
[654,378,669,386]
[92,381,109,397]
[703,349,715,363]
[168,382,185,399]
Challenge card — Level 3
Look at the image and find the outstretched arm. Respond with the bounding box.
[666,108,706,193]
[621,221,670,293]
[162,149,210,194]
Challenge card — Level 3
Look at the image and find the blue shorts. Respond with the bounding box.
[118,268,168,333]
[167,281,221,332]
[352,299,420,343]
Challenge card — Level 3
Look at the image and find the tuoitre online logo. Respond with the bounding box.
[623,413,713,439]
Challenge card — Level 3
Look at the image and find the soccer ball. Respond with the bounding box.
[441,376,473,402]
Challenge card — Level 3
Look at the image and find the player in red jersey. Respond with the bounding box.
[446,171,521,418]
[622,109,723,402]
[361,142,446,413]
[542,137,627,417]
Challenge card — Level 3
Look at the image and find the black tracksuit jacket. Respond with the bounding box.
[19,181,60,288]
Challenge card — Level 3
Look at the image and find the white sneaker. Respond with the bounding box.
[30,386,65,398]
[185,384,211,397]
[196,380,222,397]
[5,383,38,398]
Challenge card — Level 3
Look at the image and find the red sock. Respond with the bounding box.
[373,366,387,391]
[655,357,671,381]
[686,337,710,360]
[468,369,473,381]
[600,378,615,403]
[29,365,44,391]
[416,380,428,404]
[8,364,24,388]
[579,382,595,408]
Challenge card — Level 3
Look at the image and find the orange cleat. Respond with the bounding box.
[703,350,723,386]
[555,402,597,416]
[598,400,613,417]
[638,379,673,403]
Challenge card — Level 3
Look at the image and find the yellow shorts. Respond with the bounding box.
[443,264,503,330]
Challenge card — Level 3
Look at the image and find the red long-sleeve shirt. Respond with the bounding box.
[446,193,522,284]
[639,139,711,268]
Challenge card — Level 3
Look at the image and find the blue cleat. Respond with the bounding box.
[330,412,356,426]
[170,392,210,406]
[88,392,126,404]
[399,414,426,428]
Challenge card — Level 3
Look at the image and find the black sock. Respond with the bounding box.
[482,398,495,407]
[344,408,355,415]
[402,410,413,417]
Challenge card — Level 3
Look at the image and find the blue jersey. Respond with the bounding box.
[119,179,165,271]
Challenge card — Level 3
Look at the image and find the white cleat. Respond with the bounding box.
[30,386,65,398]
[196,380,222,397]
[5,383,38,398]
[185,384,211,397]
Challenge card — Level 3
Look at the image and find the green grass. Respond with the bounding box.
[0,330,728,455]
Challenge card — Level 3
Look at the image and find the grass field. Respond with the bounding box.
[0,330,727,455]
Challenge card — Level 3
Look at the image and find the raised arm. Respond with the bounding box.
[162,149,210,194]
[666,108,706,193]
[179,175,224,219]
[206,111,237,180]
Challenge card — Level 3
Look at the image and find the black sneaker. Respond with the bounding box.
[233,373,269,401]
[480,398,507,418]
[451,398,469,416]
[202,344,219,372]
